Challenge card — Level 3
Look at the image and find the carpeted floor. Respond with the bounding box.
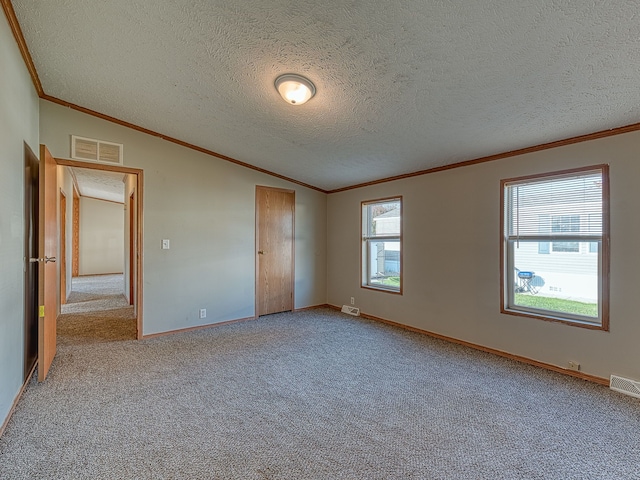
[59,274,136,343]
[1,287,638,479]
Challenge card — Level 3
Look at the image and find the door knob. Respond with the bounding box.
[258,250,265,255]
[29,257,56,263]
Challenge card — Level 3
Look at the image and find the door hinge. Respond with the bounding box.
[39,305,45,318]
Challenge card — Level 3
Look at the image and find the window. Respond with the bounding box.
[501,166,609,329]
[551,215,580,252]
[362,197,402,293]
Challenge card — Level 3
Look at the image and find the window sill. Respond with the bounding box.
[361,284,403,295]
[501,307,607,331]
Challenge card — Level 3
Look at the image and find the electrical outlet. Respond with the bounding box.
[199,308,206,319]
[350,297,355,305]
[568,361,580,371]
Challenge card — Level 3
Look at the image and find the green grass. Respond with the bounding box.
[380,276,400,287]
[515,293,598,317]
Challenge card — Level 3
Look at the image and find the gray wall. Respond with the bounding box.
[39,100,327,336]
[0,14,40,426]
[328,131,640,381]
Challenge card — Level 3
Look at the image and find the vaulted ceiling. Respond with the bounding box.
[10,1,640,192]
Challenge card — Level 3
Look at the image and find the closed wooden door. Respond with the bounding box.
[256,186,294,316]
[38,145,59,382]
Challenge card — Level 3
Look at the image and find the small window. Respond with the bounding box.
[362,197,402,293]
[551,215,580,252]
[501,166,609,329]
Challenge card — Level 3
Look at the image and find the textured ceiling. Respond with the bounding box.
[71,167,125,203]
[12,1,640,191]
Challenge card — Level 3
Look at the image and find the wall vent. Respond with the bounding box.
[341,305,360,316]
[610,375,640,399]
[71,135,123,165]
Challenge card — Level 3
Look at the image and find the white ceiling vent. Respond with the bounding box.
[71,135,123,165]
[610,375,640,399]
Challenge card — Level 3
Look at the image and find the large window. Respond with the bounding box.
[501,166,609,329]
[362,197,402,293]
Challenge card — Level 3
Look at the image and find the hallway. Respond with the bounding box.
[59,274,136,345]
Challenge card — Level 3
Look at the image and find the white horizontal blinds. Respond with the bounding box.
[506,170,603,239]
[364,199,401,238]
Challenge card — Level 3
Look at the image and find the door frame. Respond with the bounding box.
[129,192,135,305]
[255,185,295,317]
[23,143,39,381]
[59,190,67,305]
[56,158,145,339]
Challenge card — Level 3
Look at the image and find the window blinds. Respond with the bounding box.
[505,170,603,239]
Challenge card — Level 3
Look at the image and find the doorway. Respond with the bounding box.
[56,158,144,339]
[255,186,295,316]
[23,143,38,381]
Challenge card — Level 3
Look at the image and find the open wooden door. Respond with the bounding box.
[37,145,58,381]
[256,186,294,316]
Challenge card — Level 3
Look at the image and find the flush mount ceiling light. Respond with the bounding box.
[275,74,316,105]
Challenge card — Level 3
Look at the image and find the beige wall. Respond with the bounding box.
[328,131,640,381]
[39,100,327,336]
[0,13,40,425]
[79,197,125,275]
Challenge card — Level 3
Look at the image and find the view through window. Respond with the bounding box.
[502,166,609,328]
[362,197,402,293]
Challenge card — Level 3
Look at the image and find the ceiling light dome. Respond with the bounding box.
[275,74,316,106]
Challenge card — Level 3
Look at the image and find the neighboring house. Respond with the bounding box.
[371,207,401,277]
[510,177,602,303]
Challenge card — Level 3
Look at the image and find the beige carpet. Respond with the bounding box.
[59,274,136,343]
[1,297,638,478]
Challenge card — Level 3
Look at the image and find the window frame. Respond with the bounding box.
[361,196,403,294]
[500,165,610,330]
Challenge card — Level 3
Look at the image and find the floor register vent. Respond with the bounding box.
[341,305,360,316]
[610,375,640,399]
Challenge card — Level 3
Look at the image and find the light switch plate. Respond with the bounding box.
[162,239,170,250]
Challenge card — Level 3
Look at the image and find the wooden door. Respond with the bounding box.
[72,188,79,277]
[256,186,294,316]
[38,145,58,382]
